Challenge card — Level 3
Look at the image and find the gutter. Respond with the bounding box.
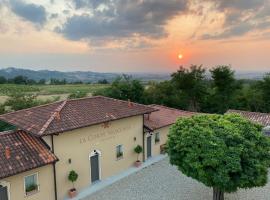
[142,115,145,162]
[51,135,58,200]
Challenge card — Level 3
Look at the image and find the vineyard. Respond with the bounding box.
[0,84,109,95]
[0,84,109,104]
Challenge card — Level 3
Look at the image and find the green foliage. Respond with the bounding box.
[94,75,144,103]
[5,92,39,111]
[68,170,78,188]
[98,79,109,84]
[0,121,15,132]
[208,66,242,114]
[257,73,270,112]
[171,65,207,111]
[0,84,40,95]
[0,104,5,114]
[143,81,186,109]
[134,145,143,154]
[167,114,270,193]
[0,84,108,96]
[0,76,7,84]
[25,184,38,193]
[50,78,67,85]
[68,91,88,99]
[134,145,143,161]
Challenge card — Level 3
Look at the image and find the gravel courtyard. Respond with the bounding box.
[84,157,270,200]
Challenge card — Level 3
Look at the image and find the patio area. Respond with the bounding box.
[66,155,167,200]
[83,157,270,200]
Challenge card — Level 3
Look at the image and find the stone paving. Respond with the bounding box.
[83,157,270,200]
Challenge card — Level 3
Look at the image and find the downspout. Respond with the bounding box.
[51,135,58,200]
[142,115,145,162]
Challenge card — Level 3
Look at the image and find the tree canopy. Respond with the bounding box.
[167,114,270,199]
[94,74,144,103]
[171,65,207,111]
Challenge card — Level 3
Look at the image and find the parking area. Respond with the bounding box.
[82,157,270,200]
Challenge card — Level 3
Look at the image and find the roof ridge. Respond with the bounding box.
[227,109,270,116]
[37,100,67,136]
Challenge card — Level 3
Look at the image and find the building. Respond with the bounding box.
[144,105,196,158]
[0,96,196,200]
[0,130,58,200]
[227,109,270,135]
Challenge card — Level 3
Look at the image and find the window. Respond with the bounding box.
[116,145,123,159]
[155,132,160,144]
[24,173,39,195]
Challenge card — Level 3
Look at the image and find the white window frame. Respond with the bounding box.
[116,144,124,160]
[24,172,39,196]
[155,132,160,144]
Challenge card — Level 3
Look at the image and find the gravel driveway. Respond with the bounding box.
[83,157,270,200]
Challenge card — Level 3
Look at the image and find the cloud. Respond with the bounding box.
[217,0,265,11]
[50,13,58,19]
[201,0,270,39]
[57,0,187,41]
[202,23,254,39]
[73,0,109,9]
[9,0,47,26]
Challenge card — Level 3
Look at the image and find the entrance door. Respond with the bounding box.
[147,136,152,158]
[0,185,8,200]
[90,154,100,183]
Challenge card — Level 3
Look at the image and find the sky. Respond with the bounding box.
[0,0,270,73]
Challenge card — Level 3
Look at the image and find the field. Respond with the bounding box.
[0,84,109,104]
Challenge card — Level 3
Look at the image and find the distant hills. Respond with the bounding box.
[0,67,267,83]
[0,67,170,83]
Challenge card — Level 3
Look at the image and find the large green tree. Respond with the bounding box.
[167,114,270,200]
[143,81,186,109]
[209,66,241,113]
[171,65,207,111]
[94,74,144,103]
[257,73,270,112]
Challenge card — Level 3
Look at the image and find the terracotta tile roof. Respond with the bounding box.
[0,96,156,136]
[227,109,270,127]
[0,130,58,179]
[144,105,197,131]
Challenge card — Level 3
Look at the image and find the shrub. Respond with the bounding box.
[68,170,78,189]
[134,145,143,161]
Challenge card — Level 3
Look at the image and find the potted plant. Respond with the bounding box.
[25,183,38,195]
[134,145,143,167]
[68,170,78,198]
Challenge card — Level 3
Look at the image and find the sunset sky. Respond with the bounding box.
[0,0,270,73]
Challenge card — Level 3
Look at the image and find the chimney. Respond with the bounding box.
[128,99,133,107]
[55,111,61,121]
[5,146,11,159]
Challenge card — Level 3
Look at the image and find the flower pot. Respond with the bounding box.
[134,160,141,167]
[68,188,77,198]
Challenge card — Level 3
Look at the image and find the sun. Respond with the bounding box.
[178,54,183,59]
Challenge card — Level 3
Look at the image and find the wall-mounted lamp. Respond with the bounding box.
[68,158,72,164]
[134,137,136,141]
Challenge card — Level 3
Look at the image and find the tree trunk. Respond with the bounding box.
[213,188,224,200]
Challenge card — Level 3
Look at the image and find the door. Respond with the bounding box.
[147,136,152,158]
[0,185,8,200]
[90,154,100,183]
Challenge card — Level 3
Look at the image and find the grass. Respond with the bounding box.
[0,84,109,103]
[0,84,109,95]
